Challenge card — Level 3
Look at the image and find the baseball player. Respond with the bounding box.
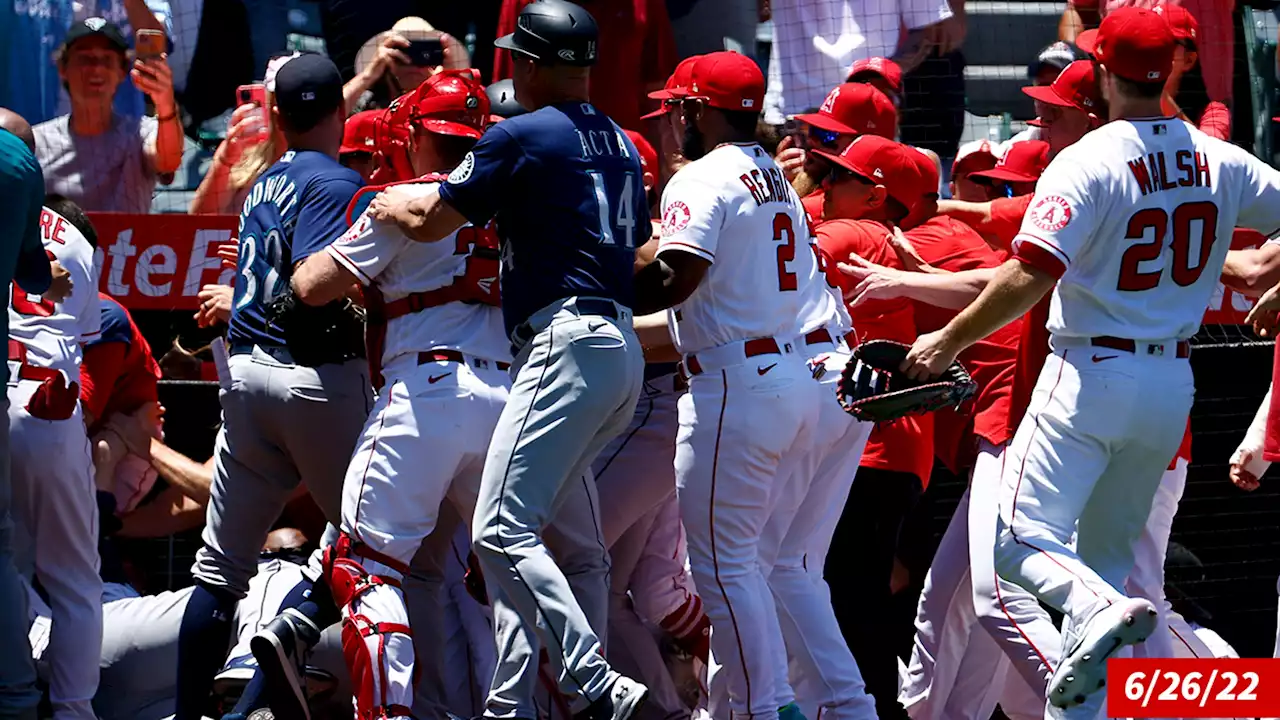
[790,82,898,217]
[8,195,101,720]
[273,70,506,720]
[175,53,371,720]
[899,9,1280,715]
[0,108,53,720]
[368,2,659,717]
[639,49,834,720]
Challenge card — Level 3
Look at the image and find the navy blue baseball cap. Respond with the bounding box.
[62,17,129,53]
[270,53,344,131]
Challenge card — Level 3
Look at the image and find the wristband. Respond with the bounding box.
[157,111,178,123]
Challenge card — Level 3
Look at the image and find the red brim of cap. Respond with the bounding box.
[1076,29,1099,55]
[339,142,371,155]
[970,168,1039,183]
[417,118,484,140]
[648,88,681,100]
[952,154,997,177]
[1027,117,1047,127]
[1022,84,1075,108]
[640,105,672,120]
[794,112,858,136]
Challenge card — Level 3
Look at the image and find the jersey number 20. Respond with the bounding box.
[1117,201,1219,291]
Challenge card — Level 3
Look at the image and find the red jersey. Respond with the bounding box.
[802,190,824,224]
[81,293,161,433]
[907,216,1020,470]
[493,0,678,132]
[816,218,934,486]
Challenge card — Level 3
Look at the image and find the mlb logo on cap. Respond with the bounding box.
[681,51,766,113]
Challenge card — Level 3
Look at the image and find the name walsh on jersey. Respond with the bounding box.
[739,166,795,208]
[1127,149,1212,196]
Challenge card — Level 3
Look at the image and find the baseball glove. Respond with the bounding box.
[266,283,366,367]
[836,339,976,423]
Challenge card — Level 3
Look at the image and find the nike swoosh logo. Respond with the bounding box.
[758,363,777,375]
[1091,354,1118,363]
[428,373,452,384]
[588,321,607,332]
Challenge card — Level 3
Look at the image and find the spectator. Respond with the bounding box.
[190,55,291,216]
[5,0,171,125]
[492,0,678,133]
[346,17,471,113]
[1027,41,1078,89]
[763,0,963,126]
[34,19,183,214]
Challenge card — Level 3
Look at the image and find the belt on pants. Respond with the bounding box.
[418,349,511,372]
[682,337,787,377]
[229,342,296,364]
[1090,336,1190,359]
[799,328,854,350]
[510,297,622,355]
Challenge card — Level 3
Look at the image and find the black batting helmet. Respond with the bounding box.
[485,79,526,120]
[494,0,598,67]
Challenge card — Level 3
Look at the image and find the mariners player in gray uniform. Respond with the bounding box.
[368,2,686,717]
[173,53,370,720]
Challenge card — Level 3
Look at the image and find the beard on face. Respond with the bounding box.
[682,121,707,161]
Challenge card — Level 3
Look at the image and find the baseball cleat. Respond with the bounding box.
[1048,598,1158,709]
[212,653,257,704]
[578,675,649,720]
[250,608,321,720]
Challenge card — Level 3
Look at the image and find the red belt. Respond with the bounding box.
[417,349,511,371]
[1091,336,1190,359]
[8,340,59,383]
[803,329,833,346]
[685,338,782,377]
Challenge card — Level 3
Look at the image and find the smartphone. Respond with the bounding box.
[782,117,808,149]
[403,38,445,68]
[135,29,166,61]
[236,83,266,108]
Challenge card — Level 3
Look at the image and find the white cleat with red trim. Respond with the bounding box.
[1048,598,1157,709]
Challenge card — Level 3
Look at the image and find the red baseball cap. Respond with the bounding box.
[795,83,897,138]
[624,130,659,189]
[1022,60,1100,113]
[679,51,765,112]
[951,139,1000,177]
[813,135,919,212]
[341,110,380,155]
[846,57,903,93]
[970,139,1050,183]
[1076,7,1175,83]
[643,55,702,119]
[906,145,941,201]
[1152,3,1198,45]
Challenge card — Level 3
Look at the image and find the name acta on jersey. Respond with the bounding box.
[575,128,634,161]
[239,174,300,226]
[739,166,795,209]
[1127,149,1212,196]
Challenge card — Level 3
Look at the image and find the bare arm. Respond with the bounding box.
[123,0,165,32]
[147,441,213,505]
[838,255,997,309]
[901,259,1055,380]
[293,251,361,307]
[634,312,681,363]
[1222,244,1280,296]
[368,187,467,244]
[116,484,207,538]
[633,249,709,316]
[133,57,183,175]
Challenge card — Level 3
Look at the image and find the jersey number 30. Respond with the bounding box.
[1117,201,1219,291]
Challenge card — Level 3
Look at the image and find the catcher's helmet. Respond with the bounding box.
[494,0,598,67]
[390,70,491,140]
[485,79,526,120]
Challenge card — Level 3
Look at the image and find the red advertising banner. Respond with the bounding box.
[89,213,238,311]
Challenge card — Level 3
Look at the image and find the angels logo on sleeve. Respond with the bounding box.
[662,201,691,236]
[1031,195,1072,232]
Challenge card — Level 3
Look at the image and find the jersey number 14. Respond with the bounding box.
[1117,201,1219,291]
[590,171,638,249]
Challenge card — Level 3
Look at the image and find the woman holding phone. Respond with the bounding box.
[344,16,471,113]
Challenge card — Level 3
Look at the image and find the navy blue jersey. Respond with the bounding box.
[440,102,648,335]
[228,150,364,349]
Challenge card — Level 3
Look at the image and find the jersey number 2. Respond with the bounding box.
[775,213,797,291]
[1117,202,1219,291]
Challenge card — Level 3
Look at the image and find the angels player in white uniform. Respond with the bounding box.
[8,197,102,720]
[642,51,827,720]
[284,71,509,720]
[900,9,1280,716]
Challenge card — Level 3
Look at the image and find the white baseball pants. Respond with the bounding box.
[900,441,1058,720]
[759,342,876,720]
[676,344,823,720]
[339,354,509,713]
[994,341,1193,720]
[7,379,99,720]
